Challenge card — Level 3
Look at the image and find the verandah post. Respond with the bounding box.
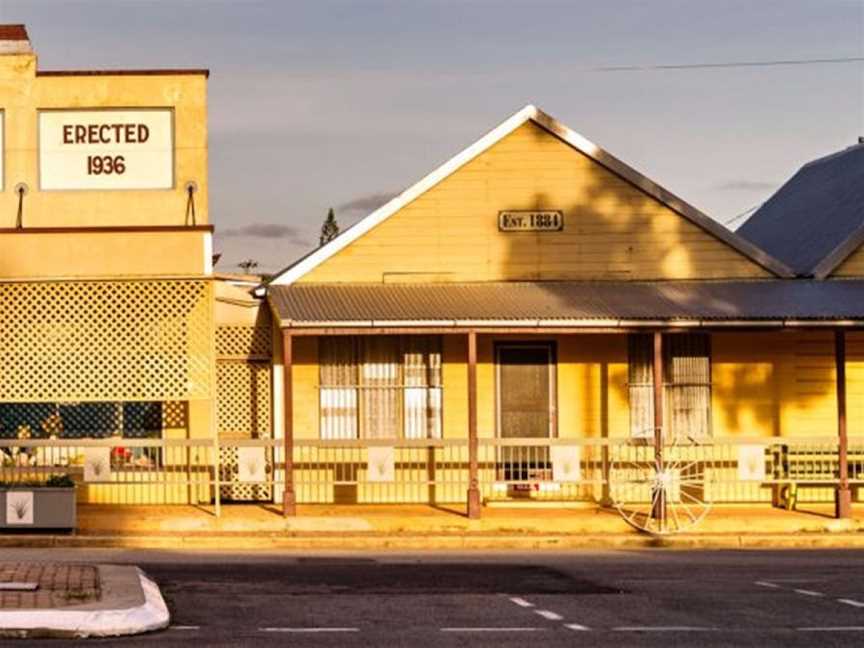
[467,330,481,519]
[835,329,851,519]
[652,331,666,525]
[282,330,297,517]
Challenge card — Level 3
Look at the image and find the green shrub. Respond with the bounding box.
[0,474,75,489]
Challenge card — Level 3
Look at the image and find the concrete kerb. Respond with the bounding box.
[3,532,864,550]
[0,565,169,639]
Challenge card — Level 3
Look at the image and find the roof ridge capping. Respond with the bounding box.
[801,139,864,170]
[262,104,794,289]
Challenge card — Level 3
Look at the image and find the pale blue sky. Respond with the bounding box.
[1,0,862,272]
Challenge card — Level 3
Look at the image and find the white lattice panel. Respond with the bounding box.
[0,279,214,402]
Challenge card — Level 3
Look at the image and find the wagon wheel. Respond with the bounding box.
[610,435,712,535]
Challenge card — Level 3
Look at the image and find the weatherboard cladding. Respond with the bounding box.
[268,281,864,324]
[738,143,864,276]
[267,105,794,286]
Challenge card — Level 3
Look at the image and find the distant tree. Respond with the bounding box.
[238,259,259,274]
[320,207,340,246]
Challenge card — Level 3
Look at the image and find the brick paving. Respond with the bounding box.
[0,563,101,609]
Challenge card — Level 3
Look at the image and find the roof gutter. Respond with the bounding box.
[277,318,864,329]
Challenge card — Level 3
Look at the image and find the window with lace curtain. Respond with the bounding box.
[319,336,442,440]
[627,333,711,440]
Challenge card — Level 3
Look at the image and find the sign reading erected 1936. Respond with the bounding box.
[38,109,174,190]
[498,210,563,232]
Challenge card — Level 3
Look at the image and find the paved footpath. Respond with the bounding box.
[0,563,100,611]
[2,548,864,646]
[7,503,864,550]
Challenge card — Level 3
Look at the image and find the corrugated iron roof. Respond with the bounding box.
[739,142,864,276]
[267,280,864,325]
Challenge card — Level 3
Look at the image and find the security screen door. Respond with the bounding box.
[496,343,555,482]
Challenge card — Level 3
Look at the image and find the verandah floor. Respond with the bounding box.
[70,502,864,537]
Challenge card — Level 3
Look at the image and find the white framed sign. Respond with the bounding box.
[499,210,563,232]
[6,491,33,525]
[737,445,766,481]
[38,109,174,190]
[237,446,266,483]
[84,447,112,482]
[367,446,395,483]
[551,445,581,483]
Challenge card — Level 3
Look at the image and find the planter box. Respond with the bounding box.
[0,488,76,529]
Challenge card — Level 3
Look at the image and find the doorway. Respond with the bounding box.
[495,342,556,483]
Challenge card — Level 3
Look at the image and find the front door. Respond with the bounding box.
[496,343,555,483]
[497,343,554,438]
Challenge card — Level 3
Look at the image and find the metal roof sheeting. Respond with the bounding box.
[267,281,864,325]
[739,143,864,276]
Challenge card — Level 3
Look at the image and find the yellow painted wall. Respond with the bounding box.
[0,53,208,228]
[286,331,863,504]
[300,121,769,283]
[215,279,268,327]
[0,229,209,278]
[292,336,320,441]
[291,333,630,441]
[291,331,859,442]
[710,331,852,439]
[831,246,864,277]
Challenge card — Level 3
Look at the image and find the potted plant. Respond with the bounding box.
[0,474,76,530]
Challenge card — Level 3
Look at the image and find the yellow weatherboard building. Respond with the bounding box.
[2,24,863,532]
[0,25,216,505]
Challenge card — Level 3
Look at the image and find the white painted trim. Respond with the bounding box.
[203,232,213,275]
[266,104,793,287]
[269,105,537,286]
[271,348,284,504]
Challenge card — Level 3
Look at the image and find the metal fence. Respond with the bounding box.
[1,436,860,512]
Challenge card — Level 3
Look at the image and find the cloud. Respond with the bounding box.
[716,180,777,192]
[338,191,399,213]
[219,223,309,245]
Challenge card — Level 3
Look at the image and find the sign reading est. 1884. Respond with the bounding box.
[498,210,564,232]
[38,109,173,190]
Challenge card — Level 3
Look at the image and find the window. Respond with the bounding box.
[0,401,164,439]
[627,334,711,440]
[0,401,165,466]
[319,336,442,440]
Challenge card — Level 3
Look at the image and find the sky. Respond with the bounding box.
[1,0,862,273]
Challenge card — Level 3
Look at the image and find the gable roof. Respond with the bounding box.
[265,105,793,288]
[738,141,864,278]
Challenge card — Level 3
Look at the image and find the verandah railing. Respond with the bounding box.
[0,436,860,512]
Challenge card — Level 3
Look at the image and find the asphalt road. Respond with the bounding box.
[5,548,864,646]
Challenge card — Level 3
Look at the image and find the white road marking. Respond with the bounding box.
[259,627,359,633]
[755,581,781,588]
[838,599,864,608]
[169,625,200,631]
[794,589,825,597]
[534,609,563,621]
[614,626,718,632]
[509,596,534,608]
[565,623,590,631]
[441,627,544,632]
[799,627,864,631]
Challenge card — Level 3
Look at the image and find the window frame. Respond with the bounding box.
[318,335,444,441]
